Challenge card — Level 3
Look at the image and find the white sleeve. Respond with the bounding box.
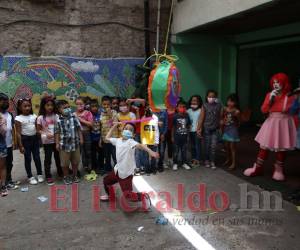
[130,112,136,120]
[15,115,21,123]
[109,138,118,146]
[129,139,139,149]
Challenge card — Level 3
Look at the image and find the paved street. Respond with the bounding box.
[0,150,299,250]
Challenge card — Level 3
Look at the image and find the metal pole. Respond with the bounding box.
[156,0,161,53]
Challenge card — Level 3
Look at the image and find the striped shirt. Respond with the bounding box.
[55,114,81,152]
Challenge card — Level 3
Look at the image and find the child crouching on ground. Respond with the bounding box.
[55,100,83,185]
[100,122,159,210]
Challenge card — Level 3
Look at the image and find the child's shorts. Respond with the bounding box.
[60,148,80,166]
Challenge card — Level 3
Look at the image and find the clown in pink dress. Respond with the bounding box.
[244,73,297,181]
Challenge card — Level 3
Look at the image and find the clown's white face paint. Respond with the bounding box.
[273,79,282,93]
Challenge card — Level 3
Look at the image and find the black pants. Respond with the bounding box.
[22,135,42,178]
[81,130,92,169]
[91,140,103,171]
[166,130,173,159]
[5,147,13,184]
[173,135,188,165]
[102,143,116,172]
[143,145,157,173]
[43,143,63,178]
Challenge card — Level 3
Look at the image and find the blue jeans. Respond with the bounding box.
[203,129,218,163]
[190,132,203,161]
[158,139,166,167]
[135,134,143,169]
[142,145,157,172]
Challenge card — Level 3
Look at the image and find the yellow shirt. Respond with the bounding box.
[140,115,159,145]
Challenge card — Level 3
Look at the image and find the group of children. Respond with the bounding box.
[0,89,246,197]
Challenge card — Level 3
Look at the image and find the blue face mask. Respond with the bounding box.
[63,108,72,116]
[122,129,133,139]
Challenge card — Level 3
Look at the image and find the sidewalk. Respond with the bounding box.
[0,150,299,250]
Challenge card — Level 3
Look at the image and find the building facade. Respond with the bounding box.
[0,0,172,113]
[171,0,300,122]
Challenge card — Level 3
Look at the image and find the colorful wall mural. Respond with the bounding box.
[0,56,144,114]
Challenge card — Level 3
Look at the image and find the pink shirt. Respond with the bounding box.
[76,110,93,131]
[37,114,58,144]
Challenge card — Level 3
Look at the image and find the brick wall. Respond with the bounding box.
[0,0,171,58]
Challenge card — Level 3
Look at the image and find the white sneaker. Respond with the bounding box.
[163,163,169,169]
[28,177,38,185]
[211,162,217,170]
[172,164,178,171]
[37,175,44,183]
[182,164,191,170]
[100,195,109,201]
[205,161,211,168]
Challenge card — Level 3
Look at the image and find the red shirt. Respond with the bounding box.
[261,93,296,114]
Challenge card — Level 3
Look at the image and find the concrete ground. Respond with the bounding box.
[219,127,300,205]
[0,144,300,250]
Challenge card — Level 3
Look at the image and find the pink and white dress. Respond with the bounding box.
[255,93,297,151]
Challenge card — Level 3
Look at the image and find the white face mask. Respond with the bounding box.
[207,97,216,104]
[119,106,128,113]
[190,104,199,110]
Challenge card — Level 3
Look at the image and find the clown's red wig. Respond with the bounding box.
[270,73,291,94]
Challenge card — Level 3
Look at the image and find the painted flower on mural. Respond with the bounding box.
[65,88,79,102]
[71,61,99,73]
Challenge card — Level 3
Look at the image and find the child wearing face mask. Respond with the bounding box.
[140,105,159,174]
[197,90,223,169]
[75,96,93,173]
[117,98,136,136]
[55,100,83,185]
[100,96,118,173]
[172,100,191,171]
[0,93,19,191]
[100,122,159,211]
[221,94,240,170]
[187,95,203,167]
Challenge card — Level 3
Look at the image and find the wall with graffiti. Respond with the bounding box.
[0,56,144,114]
